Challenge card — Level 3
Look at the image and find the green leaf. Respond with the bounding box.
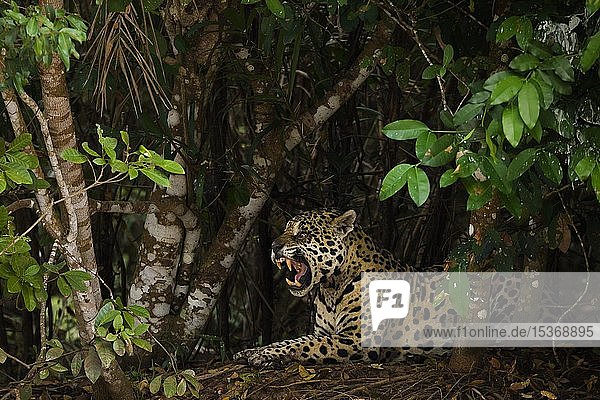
[518,81,540,129]
[9,133,32,151]
[177,378,187,397]
[120,131,130,146]
[415,131,437,161]
[531,73,554,109]
[82,142,100,157]
[537,70,571,95]
[421,134,456,167]
[509,53,539,71]
[406,167,430,207]
[61,148,87,164]
[163,375,177,398]
[158,159,185,174]
[489,76,523,105]
[128,167,139,180]
[0,348,7,363]
[141,168,170,187]
[529,120,543,143]
[265,0,285,18]
[123,312,135,329]
[108,0,132,12]
[22,285,36,311]
[95,302,116,327]
[128,305,150,319]
[453,103,484,126]
[24,264,40,277]
[150,375,162,394]
[469,91,490,104]
[421,64,440,79]
[57,32,71,70]
[57,276,72,297]
[382,120,430,141]
[133,323,150,336]
[481,157,510,193]
[131,338,153,352]
[541,56,574,82]
[63,270,91,292]
[440,169,459,188]
[591,165,600,202]
[95,341,116,368]
[26,17,39,37]
[483,71,514,91]
[443,45,454,66]
[0,173,6,193]
[71,352,83,376]
[515,17,533,49]
[575,156,596,180]
[5,166,33,185]
[113,338,126,356]
[39,368,49,380]
[45,347,64,361]
[379,164,412,200]
[588,0,600,15]
[7,276,22,293]
[539,152,563,185]
[84,348,102,384]
[113,314,123,331]
[581,31,600,72]
[502,104,524,147]
[109,160,128,173]
[506,148,538,181]
[143,0,165,11]
[496,16,518,42]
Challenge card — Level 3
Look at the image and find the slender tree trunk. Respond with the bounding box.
[35,1,134,397]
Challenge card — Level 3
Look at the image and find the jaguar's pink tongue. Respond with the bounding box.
[294,262,307,281]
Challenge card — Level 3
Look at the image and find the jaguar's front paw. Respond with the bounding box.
[233,347,286,368]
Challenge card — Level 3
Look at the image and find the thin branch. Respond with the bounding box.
[18,90,79,244]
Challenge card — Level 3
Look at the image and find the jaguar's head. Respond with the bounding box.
[271,209,357,297]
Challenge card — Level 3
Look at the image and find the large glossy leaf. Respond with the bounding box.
[502,104,524,147]
[379,164,412,200]
[453,103,484,126]
[382,120,430,141]
[518,81,540,129]
[415,131,437,160]
[581,31,600,72]
[509,53,539,71]
[489,76,523,105]
[506,148,538,181]
[421,134,456,167]
[538,152,563,185]
[406,167,430,207]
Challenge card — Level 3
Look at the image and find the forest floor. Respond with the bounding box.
[4,348,598,399]
[183,348,599,400]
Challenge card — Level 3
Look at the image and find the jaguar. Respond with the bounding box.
[233,209,405,367]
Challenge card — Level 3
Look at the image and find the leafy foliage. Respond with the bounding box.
[380,15,600,213]
[0,2,87,92]
[61,126,185,188]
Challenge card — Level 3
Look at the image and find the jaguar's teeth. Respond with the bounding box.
[286,258,293,271]
[276,260,282,269]
[286,277,301,287]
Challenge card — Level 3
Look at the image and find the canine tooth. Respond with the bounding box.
[286,258,293,271]
[286,277,301,287]
[276,261,282,269]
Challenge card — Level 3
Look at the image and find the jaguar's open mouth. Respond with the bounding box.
[275,257,312,290]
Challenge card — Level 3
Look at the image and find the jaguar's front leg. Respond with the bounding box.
[233,334,360,367]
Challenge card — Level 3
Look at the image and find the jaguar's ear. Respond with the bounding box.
[333,210,357,237]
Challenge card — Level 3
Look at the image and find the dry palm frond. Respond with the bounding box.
[86,1,171,115]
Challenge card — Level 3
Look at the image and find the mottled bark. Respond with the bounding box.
[169,20,393,345]
[34,1,134,397]
[128,1,222,330]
